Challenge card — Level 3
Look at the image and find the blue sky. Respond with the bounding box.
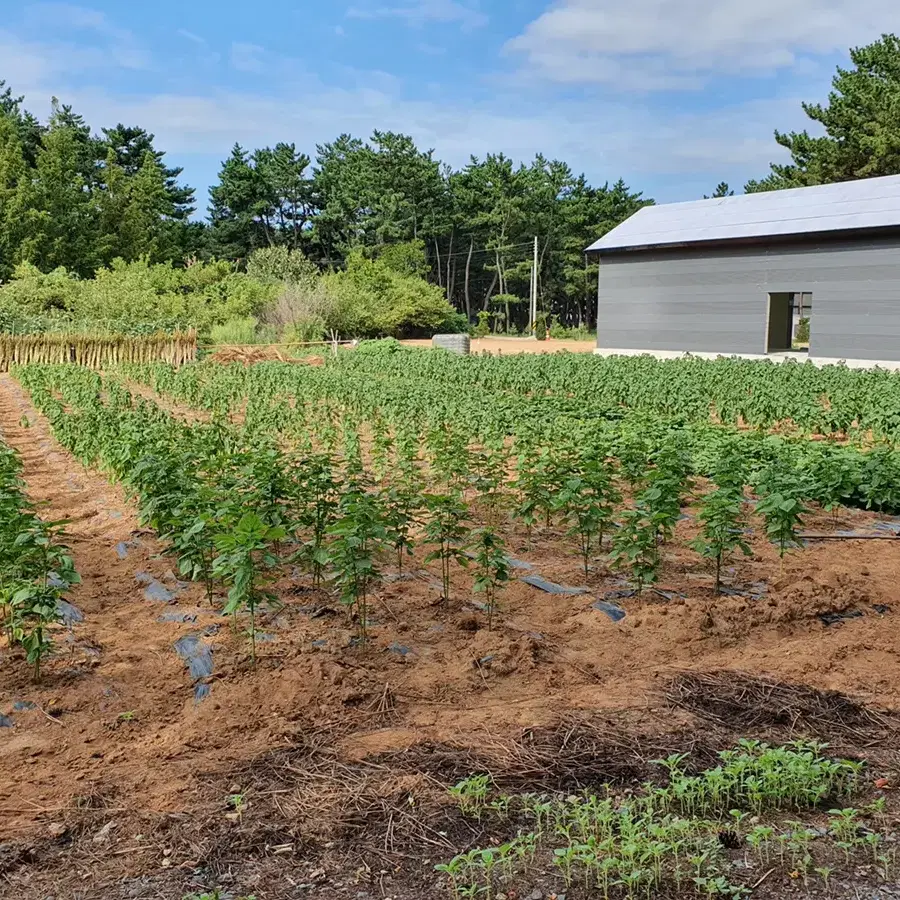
[2,0,898,210]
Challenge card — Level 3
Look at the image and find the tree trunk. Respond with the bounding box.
[483,271,498,313]
[449,249,457,310]
[464,236,474,321]
[445,229,454,303]
[434,237,443,289]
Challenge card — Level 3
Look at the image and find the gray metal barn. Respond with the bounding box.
[586,175,900,367]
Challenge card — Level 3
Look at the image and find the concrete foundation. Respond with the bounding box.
[593,347,900,372]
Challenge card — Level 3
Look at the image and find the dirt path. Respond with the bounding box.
[0,374,224,834]
[402,336,596,354]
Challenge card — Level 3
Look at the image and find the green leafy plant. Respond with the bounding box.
[610,506,659,594]
[757,490,806,560]
[422,493,470,604]
[449,774,493,818]
[0,445,80,680]
[291,453,339,589]
[471,527,510,630]
[381,485,420,575]
[691,486,751,592]
[213,512,285,663]
[326,481,388,643]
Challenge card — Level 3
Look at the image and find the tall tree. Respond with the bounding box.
[0,81,43,166]
[704,182,733,198]
[747,33,900,192]
[208,143,314,258]
[100,124,195,219]
[0,115,29,279]
[18,102,100,275]
[97,149,172,263]
[309,131,446,263]
[254,142,313,249]
[207,144,270,259]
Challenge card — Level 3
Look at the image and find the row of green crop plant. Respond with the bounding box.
[27,362,893,629]
[437,740,886,900]
[14,367,700,630]
[16,366,551,650]
[328,340,900,440]
[118,359,900,517]
[109,361,866,600]
[0,437,80,679]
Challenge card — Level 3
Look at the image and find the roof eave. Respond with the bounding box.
[586,223,900,256]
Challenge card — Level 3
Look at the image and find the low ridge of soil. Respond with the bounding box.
[1,373,900,899]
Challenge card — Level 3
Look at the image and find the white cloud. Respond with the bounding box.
[2,6,801,199]
[0,28,130,90]
[507,0,896,88]
[230,42,265,73]
[347,0,487,30]
[23,2,148,69]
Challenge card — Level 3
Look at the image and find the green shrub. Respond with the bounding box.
[210,317,259,345]
[374,239,430,278]
[549,317,596,341]
[0,258,275,336]
[473,310,491,338]
[795,317,810,343]
[0,251,465,341]
[246,246,318,285]
[283,318,326,343]
[323,252,461,338]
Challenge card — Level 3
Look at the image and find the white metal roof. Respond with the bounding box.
[586,175,900,253]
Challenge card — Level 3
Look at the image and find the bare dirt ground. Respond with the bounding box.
[402,337,596,354]
[1,372,899,899]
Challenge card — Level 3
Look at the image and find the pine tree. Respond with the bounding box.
[0,80,44,165]
[0,116,29,279]
[100,124,195,219]
[18,103,100,275]
[97,150,171,262]
[207,144,271,260]
[746,33,900,192]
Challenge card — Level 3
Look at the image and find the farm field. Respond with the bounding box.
[2,344,900,900]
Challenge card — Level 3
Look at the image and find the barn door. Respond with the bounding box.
[766,293,793,352]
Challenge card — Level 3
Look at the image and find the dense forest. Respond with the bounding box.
[1,33,899,338]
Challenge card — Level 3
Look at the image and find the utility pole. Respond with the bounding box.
[530,235,538,336]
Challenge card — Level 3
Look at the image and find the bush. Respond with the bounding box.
[795,317,810,343]
[260,280,334,343]
[246,246,318,285]
[283,318,326,343]
[473,310,491,338]
[374,240,430,278]
[549,317,596,341]
[0,258,276,336]
[323,252,461,338]
[534,312,548,341]
[0,250,466,342]
[209,317,259,345]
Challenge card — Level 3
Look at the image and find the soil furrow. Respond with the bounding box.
[0,374,216,834]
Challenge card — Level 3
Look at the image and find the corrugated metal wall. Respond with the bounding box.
[596,235,900,360]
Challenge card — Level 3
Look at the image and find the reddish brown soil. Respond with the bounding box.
[402,337,596,354]
[1,372,899,899]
